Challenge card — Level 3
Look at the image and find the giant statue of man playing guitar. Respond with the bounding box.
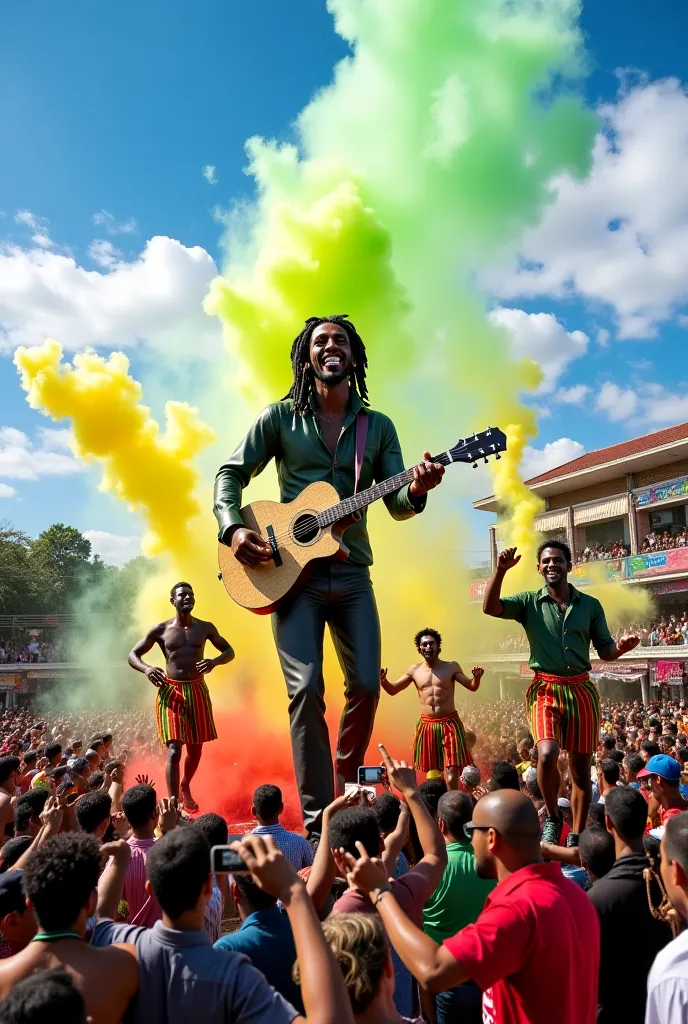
[214,315,445,839]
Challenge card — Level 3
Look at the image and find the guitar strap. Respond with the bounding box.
[354,412,369,494]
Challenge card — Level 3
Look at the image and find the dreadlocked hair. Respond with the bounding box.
[284,315,369,414]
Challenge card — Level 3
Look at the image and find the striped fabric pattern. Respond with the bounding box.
[526,672,600,755]
[155,677,217,746]
[251,823,314,871]
[124,837,162,928]
[413,712,474,773]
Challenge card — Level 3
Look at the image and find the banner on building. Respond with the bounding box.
[469,579,488,602]
[636,477,688,508]
[653,660,685,684]
[591,661,648,675]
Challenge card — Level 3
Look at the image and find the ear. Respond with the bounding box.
[438,818,448,836]
[145,879,153,897]
[604,815,613,833]
[230,879,239,903]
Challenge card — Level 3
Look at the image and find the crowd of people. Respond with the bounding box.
[642,529,688,553]
[575,539,630,565]
[0,695,684,1022]
[0,639,66,665]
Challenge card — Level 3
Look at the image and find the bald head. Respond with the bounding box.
[472,790,541,844]
[438,790,473,840]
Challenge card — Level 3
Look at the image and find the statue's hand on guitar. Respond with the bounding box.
[230,527,273,567]
[409,451,445,497]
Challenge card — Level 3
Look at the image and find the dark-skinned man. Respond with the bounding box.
[483,540,639,846]
[214,316,444,840]
[336,787,599,1024]
[128,582,234,811]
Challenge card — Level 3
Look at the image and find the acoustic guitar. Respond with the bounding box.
[218,426,507,613]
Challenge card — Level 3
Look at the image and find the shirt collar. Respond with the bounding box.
[485,861,563,902]
[151,921,211,947]
[252,823,285,834]
[536,583,580,603]
[240,906,283,930]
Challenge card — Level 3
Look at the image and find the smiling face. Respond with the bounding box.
[537,546,570,587]
[308,321,354,386]
[418,634,439,661]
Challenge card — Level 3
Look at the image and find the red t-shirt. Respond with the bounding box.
[444,862,599,1024]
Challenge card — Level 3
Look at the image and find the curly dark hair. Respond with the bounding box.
[283,315,369,414]
[0,968,87,1024]
[22,833,101,931]
[147,827,211,920]
[414,628,442,653]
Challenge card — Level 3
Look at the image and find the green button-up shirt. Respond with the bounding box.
[213,392,424,566]
[500,584,615,676]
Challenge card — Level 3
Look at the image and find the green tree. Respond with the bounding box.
[29,523,93,610]
[0,523,35,612]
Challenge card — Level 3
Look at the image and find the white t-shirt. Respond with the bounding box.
[646,929,688,1024]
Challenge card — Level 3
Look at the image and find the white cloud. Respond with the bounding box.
[595,381,639,421]
[0,426,85,480]
[0,484,16,499]
[202,165,218,185]
[522,438,586,480]
[488,77,688,339]
[14,210,55,250]
[83,530,141,567]
[14,210,39,229]
[555,384,591,406]
[0,235,222,356]
[488,307,588,393]
[92,210,138,235]
[87,239,122,269]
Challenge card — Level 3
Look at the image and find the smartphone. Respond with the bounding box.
[358,765,385,785]
[211,844,250,874]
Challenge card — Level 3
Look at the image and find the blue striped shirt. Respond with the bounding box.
[251,823,314,871]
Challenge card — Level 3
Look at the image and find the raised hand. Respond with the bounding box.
[378,744,418,799]
[497,547,521,572]
[324,789,365,821]
[472,667,484,683]
[409,452,445,498]
[617,635,641,655]
[379,668,388,685]
[135,773,155,789]
[230,834,299,902]
[157,796,180,834]
[41,795,64,833]
[334,841,390,899]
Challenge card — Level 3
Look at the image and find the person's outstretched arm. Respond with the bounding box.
[482,547,522,617]
[454,664,483,692]
[233,834,354,1024]
[377,745,446,891]
[379,667,414,696]
[307,791,361,911]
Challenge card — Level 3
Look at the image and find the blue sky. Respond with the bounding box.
[1,1,687,565]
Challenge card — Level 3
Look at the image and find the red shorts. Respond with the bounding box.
[525,672,600,755]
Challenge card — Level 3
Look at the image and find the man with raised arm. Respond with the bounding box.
[482,540,639,846]
[381,628,483,789]
[128,581,234,811]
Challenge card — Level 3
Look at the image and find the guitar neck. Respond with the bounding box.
[317,452,451,527]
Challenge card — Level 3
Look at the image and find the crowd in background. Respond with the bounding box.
[642,528,688,553]
[0,698,687,1022]
[0,639,67,665]
[575,538,630,565]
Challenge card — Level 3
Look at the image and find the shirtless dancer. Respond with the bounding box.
[381,627,483,789]
[128,582,234,810]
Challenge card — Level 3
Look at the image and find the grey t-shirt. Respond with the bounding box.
[93,919,299,1024]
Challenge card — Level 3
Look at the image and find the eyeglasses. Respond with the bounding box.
[463,823,499,835]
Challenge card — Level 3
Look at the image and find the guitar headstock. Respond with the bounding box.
[435,427,507,468]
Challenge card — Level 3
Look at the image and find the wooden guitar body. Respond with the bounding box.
[217,480,348,614]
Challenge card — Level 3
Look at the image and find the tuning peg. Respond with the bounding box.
[483,457,489,464]
[472,462,478,469]
[495,454,501,460]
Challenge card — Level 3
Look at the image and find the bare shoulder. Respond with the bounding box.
[150,619,172,636]
[408,662,424,679]
[193,617,219,636]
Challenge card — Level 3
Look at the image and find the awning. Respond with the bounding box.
[533,511,568,533]
[573,494,629,526]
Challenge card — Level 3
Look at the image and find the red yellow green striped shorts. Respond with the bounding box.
[155,677,218,746]
[413,712,474,773]
[525,672,600,755]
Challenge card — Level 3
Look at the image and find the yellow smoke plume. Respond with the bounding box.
[13,340,215,561]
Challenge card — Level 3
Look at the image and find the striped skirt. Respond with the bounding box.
[413,711,474,773]
[525,671,599,755]
[155,677,217,746]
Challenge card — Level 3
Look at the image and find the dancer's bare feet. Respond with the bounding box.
[181,785,198,812]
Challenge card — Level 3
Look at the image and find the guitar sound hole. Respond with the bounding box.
[292,513,319,545]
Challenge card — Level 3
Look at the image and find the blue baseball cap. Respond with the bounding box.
[637,754,681,782]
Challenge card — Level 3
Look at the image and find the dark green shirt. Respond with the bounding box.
[500,584,615,676]
[213,392,424,566]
